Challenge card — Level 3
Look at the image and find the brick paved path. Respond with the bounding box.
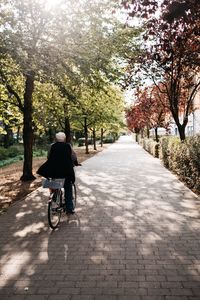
[1,135,200,300]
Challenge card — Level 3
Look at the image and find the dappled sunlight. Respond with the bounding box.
[38,251,48,262]
[78,184,93,194]
[14,222,45,237]
[1,137,200,297]
[91,255,107,264]
[22,264,36,277]
[143,232,162,243]
[188,220,200,231]
[16,210,33,219]
[0,250,25,265]
[124,228,138,239]
[113,215,128,223]
[1,251,31,284]
[73,139,200,293]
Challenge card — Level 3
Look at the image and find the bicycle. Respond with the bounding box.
[43,178,77,229]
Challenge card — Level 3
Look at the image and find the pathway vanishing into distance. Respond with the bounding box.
[1,135,200,299]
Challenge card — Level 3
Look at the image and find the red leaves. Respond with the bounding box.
[163,1,189,24]
[125,84,170,132]
[124,0,200,138]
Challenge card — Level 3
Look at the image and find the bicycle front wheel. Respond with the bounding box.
[48,191,61,229]
[72,183,77,209]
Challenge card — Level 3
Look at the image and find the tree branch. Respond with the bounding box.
[185,80,200,118]
[0,70,24,112]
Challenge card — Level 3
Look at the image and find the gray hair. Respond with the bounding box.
[55,132,66,142]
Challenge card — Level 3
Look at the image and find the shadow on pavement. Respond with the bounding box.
[0,137,200,299]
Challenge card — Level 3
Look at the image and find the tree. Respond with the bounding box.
[33,82,65,142]
[125,85,169,142]
[147,85,170,142]
[0,58,24,146]
[0,0,67,180]
[69,82,124,153]
[120,0,200,141]
[0,0,141,180]
[0,0,120,178]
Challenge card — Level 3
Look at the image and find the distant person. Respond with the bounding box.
[37,132,79,214]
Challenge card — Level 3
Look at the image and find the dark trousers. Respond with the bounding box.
[64,178,74,210]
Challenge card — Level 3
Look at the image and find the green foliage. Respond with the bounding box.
[77,138,93,147]
[103,136,115,143]
[0,145,47,167]
[159,136,175,168]
[0,156,24,168]
[0,148,8,160]
[0,0,141,176]
[0,146,23,160]
[138,137,159,158]
[160,136,200,193]
[0,145,24,167]
[33,149,47,158]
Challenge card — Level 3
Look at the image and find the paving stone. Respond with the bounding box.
[1,136,200,299]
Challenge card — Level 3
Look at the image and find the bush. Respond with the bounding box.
[159,136,180,168]
[0,144,47,168]
[0,155,24,168]
[7,146,22,158]
[33,149,47,157]
[0,146,23,160]
[103,136,115,144]
[77,138,93,147]
[0,148,7,160]
[159,136,200,193]
[139,138,159,158]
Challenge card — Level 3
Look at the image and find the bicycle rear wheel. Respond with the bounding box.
[72,183,77,209]
[48,190,62,229]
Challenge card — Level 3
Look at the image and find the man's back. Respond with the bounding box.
[37,141,75,180]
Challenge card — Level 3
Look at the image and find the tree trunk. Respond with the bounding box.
[177,124,186,141]
[64,116,71,142]
[147,126,150,138]
[16,126,21,143]
[20,72,35,181]
[92,128,97,150]
[171,109,187,141]
[64,103,71,142]
[84,116,89,154]
[3,125,13,148]
[155,127,159,142]
[48,127,54,143]
[100,128,104,147]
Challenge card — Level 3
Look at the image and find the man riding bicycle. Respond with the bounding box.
[37,132,79,214]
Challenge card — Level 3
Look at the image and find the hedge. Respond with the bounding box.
[138,137,159,158]
[138,135,200,194]
[159,136,200,193]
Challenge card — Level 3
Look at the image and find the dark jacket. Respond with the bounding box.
[37,142,75,182]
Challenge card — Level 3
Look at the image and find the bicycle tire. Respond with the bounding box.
[72,183,77,209]
[48,190,62,229]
